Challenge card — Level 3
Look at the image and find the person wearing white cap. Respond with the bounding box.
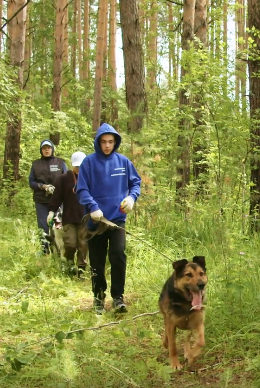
[47,151,88,277]
[29,139,67,254]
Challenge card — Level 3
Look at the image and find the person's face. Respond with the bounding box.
[100,134,116,155]
[72,166,79,174]
[41,145,52,157]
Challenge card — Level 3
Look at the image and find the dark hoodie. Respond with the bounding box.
[76,123,141,222]
[29,139,67,204]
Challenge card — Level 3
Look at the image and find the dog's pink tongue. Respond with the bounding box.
[191,291,202,310]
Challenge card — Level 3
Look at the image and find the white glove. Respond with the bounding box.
[90,209,103,221]
[120,196,134,214]
[47,211,55,226]
[45,185,55,194]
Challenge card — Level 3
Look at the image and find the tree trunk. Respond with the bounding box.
[119,0,147,132]
[71,0,77,78]
[77,0,83,80]
[194,0,207,46]
[83,0,90,80]
[236,0,247,110]
[168,2,178,86]
[108,0,118,125]
[92,0,108,132]
[147,0,158,89]
[3,0,27,188]
[222,0,228,97]
[248,0,260,230]
[176,0,195,195]
[39,0,47,96]
[51,0,66,145]
[23,2,31,88]
[0,0,2,56]
[100,3,108,124]
[82,0,91,114]
[193,0,208,188]
[62,1,69,99]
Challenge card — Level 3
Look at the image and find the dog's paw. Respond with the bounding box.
[186,355,194,365]
[171,362,183,370]
[170,357,183,370]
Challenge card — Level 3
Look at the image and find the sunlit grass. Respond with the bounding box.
[0,202,260,388]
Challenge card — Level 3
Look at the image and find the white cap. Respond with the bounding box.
[41,140,53,147]
[71,151,86,167]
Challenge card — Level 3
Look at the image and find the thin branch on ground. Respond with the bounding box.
[68,310,160,334]
[17,310,160,350]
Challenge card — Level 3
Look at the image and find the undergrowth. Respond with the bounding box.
[0,195,260,388]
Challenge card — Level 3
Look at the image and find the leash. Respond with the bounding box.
[82,215,172,263]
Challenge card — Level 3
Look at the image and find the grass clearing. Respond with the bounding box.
[0,206,260,388]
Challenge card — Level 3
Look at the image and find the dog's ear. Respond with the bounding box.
[193,256,206,271]
[173,259,188,273]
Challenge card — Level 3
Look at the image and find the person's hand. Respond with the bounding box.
[43,184,55,194]
[120,196,134,214]
[47,211,55,226]
[90,209,103,221]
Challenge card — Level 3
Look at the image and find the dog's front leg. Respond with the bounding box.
[186,324,205,365]
[184,332,191,360]
[166,323,182,370]
[162,315,168,349]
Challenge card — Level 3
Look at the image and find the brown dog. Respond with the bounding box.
[159,256,207,370]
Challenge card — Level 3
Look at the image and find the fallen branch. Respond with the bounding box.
[68,310,160,334]
[15,310,161,349]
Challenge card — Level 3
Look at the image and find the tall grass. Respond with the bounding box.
[0,193,260,387]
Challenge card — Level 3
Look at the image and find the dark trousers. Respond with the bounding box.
[88,222,126,299]
[35,202,49,253]
[35,202,49,234]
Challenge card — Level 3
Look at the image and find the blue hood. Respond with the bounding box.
[94,123,121,155]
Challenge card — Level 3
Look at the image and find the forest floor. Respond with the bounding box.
[0,269,257,388]
[1,216,259,388]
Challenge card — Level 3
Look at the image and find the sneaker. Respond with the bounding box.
[67,266,78,278]
[112,296,127,313]
[93,292,106,315]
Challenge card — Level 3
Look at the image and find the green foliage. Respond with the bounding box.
[0,61,20,122]
[0,3,259,386]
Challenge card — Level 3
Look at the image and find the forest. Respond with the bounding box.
[0,0,260,387]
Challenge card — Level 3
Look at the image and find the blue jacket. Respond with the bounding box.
[76,123,141,224]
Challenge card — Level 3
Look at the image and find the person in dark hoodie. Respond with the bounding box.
[76,123,141,314]
[47,151,88,277]
[29,140,67,254]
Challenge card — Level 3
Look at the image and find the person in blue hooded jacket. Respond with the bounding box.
[76,123,141,314]
[29,140,67,254]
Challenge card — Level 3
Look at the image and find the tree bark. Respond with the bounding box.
[248,0,260,229]
[147,0,158,89]
[77,0,83,80]
[176,0,195,194]
[62,1,69,99]
[83,0,90,80]
[235,0,247,110]
[119,0,147,132]
[23,2,31,88]
[51,0,66,145]
[92,0,108,132]
[71,0,77,78]
[108,0,118,124]
[193,0,208,187]
[0,0,2,56]
[3,0,27,188]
